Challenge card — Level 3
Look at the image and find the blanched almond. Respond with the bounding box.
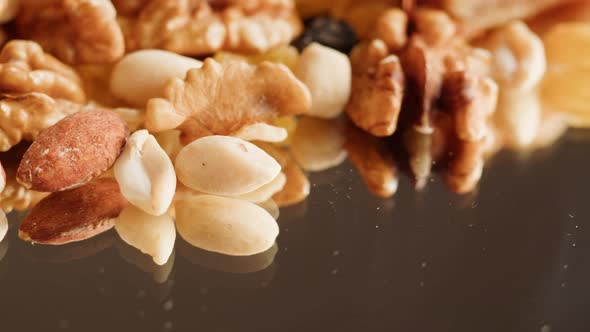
[110,49,203,107]
[176,195,279,256]
[175,136,281,196]
[234,172,287,203]
[291,117,347,171]
[115,205,176,266]
[231,123,288,143]
[114,130,176,216]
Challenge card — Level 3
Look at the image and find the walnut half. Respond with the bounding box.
[145,58,311,144]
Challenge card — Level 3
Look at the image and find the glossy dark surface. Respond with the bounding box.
[2,130,590,332]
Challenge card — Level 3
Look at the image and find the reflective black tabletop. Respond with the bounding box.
[2,130,590,332]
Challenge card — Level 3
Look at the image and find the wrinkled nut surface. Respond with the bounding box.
[121,0,301,55]
[175,135,281,196]
[235,172,287,203]
[345,123,398,198]
[295,43,351,119]
[291,117,347,172]
[0,162,48,213]
[110,50,203,107]
[19,178,127,245]
[146,58,311,144]
[115,205,176,266]
[114,130,176,216]
[0,40,86,103]
[176,195,279,256]
[346,40,404,137]
[481,21,546,92]
[0,93,82,152]
[17,109,130,192]
[231,123,288,143]
[17,0,125,64]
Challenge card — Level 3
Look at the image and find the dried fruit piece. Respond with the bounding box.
[17,0,125,64]
[291,117,347,172]
[292,15,358,53]
[345,123,398,198]
[235,172,287,203]
[176,195,279,256]
[114,130,176,216]
[346,40,404,137]
[0,93,81,152]
[479,20,546,93]
[295,43,351,119]
[19,178,127,245]
[17,109,130,192]
[110,50,203,107]
[146,59,310,144]
[0,40,86,103]
[115,205,176,265]
[175,136,281,196]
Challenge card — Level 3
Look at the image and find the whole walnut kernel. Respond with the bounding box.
[0,40,86,103]
[17,0,125,64]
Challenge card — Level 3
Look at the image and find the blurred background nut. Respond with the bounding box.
[0,40,86,103]
[110,107,144,132]
[175,136,281,196]
[0,161,5,193]
[295,43,351,119]
[176,195,279,256]
[272,158,310,207]
[0,160,48,213]
[235,172,287,203]
[110,50,203,107]
[494,90,542,149]
[114,130,176,216]
[0,0,18,24]
[0,209,6,243]
[0,93,81,152]
[291,116,347,172]
[215,45,299,71]
[371,8,407,52]
[154,130,183,160]
[479,20,546,93]
[17,0,125,64]
[145,59,311,143]
[115,205,176,266]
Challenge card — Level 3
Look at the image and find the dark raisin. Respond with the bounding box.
[292,16,358,54]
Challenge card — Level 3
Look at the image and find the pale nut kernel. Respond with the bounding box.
[115,205,176,266]
[175,135,281,196]
[176,195,279,256]
[0,161,6,193]
[231,123,288,143]
[372,8,408,52]
[494,90,541,148]
[257,198,280,221]
[291,117,347,172]
[234,172,287,203]
[114,130,176,216]
[0,0,18,24]
[295,43,351,119]
[0,209,6,243]
[110,50,203,107]
[482,21,546,92]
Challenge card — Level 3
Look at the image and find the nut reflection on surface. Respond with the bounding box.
[116,236,175,284]
[443,137,485,194]
[403,127,432,190]
[176,195,279,256]
[0,209,6,243]
[345,123,398,197]
[291,116,347,172]
[17,230,114,264]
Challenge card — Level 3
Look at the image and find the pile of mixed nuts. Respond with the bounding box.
[0,0,589,265]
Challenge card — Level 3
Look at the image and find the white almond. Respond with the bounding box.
[257,199,280,220]
[176,195,279,256]
[0,209,7,243]
[231,123,288,143]
[114,130,176,216]
[110,49,203,107]
[175,135,281,196]
[291,117,347,171]
[295,43,351,119]
[234,172,286,203]
[115,205,176,265]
